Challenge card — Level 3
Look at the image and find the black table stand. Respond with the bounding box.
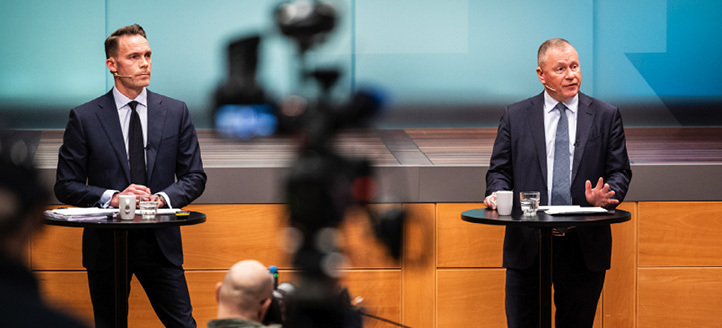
[539,227,553,328]
[114,229,129,328]
[461,208,630,328]
[45,211,206,328]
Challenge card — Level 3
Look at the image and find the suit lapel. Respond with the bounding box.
[572,92,595,182]
[95,91,131,183]
[528,93,548,188]
[145,90,168,182]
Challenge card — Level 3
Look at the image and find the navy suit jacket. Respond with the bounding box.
[486,92,632,271]
[55,89,206,270]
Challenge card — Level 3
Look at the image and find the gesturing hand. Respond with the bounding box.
[585,177,619,208]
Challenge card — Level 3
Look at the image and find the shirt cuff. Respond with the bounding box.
[99,190,119,208]
[156,192,172,208]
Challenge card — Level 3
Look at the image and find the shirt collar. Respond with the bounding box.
[112,86,148,110]
[543,90,578,114]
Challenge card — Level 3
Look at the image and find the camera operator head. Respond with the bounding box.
[212,260,279,328]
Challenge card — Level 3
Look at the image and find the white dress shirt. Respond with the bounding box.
[99,87,171,208]
[543,91,578,205]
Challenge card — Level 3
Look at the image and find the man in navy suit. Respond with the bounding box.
[55,24,206,328]
[484,38,632,327]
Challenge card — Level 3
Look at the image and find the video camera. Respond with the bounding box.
[213,1,406,327]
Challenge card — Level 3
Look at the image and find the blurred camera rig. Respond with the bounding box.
[213,1,407,327]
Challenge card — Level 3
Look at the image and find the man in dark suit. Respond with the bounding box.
[55,24,206,328]
[484,38,632,328]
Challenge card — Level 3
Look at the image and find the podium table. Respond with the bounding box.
[461,208,630,328]
[45,211,206,328]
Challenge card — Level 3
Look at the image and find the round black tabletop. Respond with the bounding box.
[461,208,631,228]
[44,211,206,229]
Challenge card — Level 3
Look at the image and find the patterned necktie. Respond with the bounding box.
[128,101,147,185]
[551,102,572,205]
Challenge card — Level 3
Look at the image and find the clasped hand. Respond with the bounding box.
[109,184,165,208]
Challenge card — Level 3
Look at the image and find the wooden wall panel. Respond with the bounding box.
[402,204,436,328]
[186,270,226,327]
[32,225,84,270]
[37,268,400,328]
[36,270,220,328]
[35,271,94,325]
[638,268,722,327]
[342,270,402,328]
[437,203,504,268]
[127,278,168,327]
[189,269,402,328]
[437,268,506,327]
[338,205,403,269]
[639,202,722,266]
[182,204,290,270]
[33,202,722,328]
[603,202,637,327]
[182,204,399,270]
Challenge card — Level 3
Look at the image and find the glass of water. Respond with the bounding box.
[139,200,158,220]
[520,191,540,216]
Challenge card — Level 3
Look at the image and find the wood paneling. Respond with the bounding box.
[32,224,84,270]
[342,270,402,328]
[36,270,224,328]
[402,204,436,328]
[35,271,94,325]
[437,203,504,268]
[182,204,290,270]
[33,201,722,327]
[603,202,637,327]
[338,205,402,269]
[437,268,506,327]
[36,268,401,328]
[186,270,227,327]
[182,204,399,270]
[638,268,722,328]
[638,202,722,266]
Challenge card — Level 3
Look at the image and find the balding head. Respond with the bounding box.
[537,38,573,68]
[216,260,274,322]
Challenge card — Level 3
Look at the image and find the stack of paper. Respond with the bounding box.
[538,205,609,215]
[46,208,118,221]
[46,208,184,221]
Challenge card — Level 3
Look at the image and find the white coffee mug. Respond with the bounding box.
[495,190,513,216]
[118,195,136,220]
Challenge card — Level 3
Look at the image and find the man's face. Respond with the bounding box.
[106,34,152,92]
[536,45,580,102]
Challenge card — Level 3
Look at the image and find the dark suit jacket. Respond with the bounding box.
[486,92,632,271]
[55,89,206,269]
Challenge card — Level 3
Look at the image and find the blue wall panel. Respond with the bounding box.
[1,0,720,128]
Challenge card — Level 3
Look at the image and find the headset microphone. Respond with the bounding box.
[113,72,133,78]
[544,84,557,92]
